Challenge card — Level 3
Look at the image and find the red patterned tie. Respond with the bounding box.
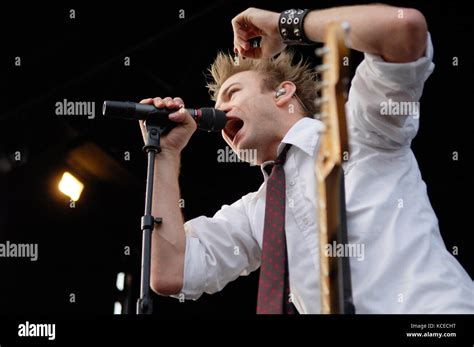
[257,144,295,314]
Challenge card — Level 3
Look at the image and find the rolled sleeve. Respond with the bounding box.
[178,192,261,300]
[363,33,434,88]
[347,33,435,149]
[178,230,207,300]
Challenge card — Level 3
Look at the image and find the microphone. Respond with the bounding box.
[102,100,227,132]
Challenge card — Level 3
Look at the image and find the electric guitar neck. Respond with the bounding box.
[315,22,355,314]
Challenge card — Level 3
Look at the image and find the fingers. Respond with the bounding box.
[173,97,185,108]
[140,98,153,104]
[168,108,197,133]
[153,97,164,108]
[232,16,253,55]
[234,40,249,56]
[233,29,250,53]
[231,12,265,56]
[138,96,188,135]
[138,99,152,140]
[143,96,192,126]
[156,96,183,110]
[140,96,184,109]
[169,107,189,123]
[139,120,147,143]
[231,8,284,59]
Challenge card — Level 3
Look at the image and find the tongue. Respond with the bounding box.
[234,120,244,134]
[228,119,243,139]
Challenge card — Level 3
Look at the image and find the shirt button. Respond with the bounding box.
[303,217,309,225]
[289,180,296,186]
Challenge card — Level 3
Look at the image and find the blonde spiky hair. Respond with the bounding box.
[207,50,319,116]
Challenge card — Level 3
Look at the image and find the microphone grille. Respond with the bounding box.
[199,108,227,132]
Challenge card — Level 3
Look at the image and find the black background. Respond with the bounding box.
[0,0,472,323]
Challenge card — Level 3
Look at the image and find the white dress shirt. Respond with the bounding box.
[180,34,474,313]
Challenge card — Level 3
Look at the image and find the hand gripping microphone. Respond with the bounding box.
[102,101,227,132]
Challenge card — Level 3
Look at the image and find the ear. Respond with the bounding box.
[274,81,297,108]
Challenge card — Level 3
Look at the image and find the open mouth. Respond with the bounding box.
[224,116,244,144]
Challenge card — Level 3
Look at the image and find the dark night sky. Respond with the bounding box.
[0,0,472,318]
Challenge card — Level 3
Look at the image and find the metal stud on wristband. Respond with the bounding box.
[279,9,313,45]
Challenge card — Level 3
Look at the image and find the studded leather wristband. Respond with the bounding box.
[279,9,314,45]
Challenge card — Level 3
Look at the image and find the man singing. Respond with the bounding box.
[139,5,473,313]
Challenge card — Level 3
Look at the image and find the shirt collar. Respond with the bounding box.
[260,117,325,179]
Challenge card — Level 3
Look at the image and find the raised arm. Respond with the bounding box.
[232,4,427,62]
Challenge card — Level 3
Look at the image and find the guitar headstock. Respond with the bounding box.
[315,22,350,169]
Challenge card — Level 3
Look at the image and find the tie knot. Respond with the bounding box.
[274,144,292,166]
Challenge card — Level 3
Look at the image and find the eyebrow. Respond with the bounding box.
[220,82,241,101]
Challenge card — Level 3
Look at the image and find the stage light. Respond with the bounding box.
[58,172,84,201]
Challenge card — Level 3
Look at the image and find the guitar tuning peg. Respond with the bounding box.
[314,97,329,106]
[341,21,350,33]
[314,112,329,120]
[315,64,330,73]
[340,21,352,48]
[315,81,330,91]
[315,46,330,57]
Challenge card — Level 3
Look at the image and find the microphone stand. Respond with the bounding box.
[136,119,170,314]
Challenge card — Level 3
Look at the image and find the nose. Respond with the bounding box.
[217,104,232,116]
[215,94,229,110]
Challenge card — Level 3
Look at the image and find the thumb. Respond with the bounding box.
[169,108,197,129]
[139,120,147,143]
